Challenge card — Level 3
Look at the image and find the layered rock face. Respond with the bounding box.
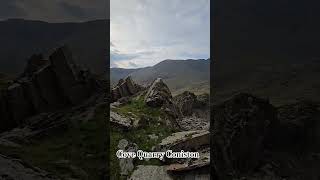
[0,46,98,133]
[144,78,182,128]
[212,93,277,180]
[174,91,197,116]
[173,91,210,130]
[144,78,172,107]
[111,76,140,102]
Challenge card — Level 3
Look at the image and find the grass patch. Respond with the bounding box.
[0,104,108,180]
[110,96,176,179]
[114,96,162,118]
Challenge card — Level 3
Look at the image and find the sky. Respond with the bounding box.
[0,0,108,22]
[111,0,210,68]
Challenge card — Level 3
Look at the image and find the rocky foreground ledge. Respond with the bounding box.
[0,46,107,179]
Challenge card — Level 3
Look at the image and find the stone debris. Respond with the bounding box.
[179,116,209,131]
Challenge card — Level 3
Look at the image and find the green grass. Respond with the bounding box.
[0,104,108,180]
[110,96,176,179]
[113,96,162,118]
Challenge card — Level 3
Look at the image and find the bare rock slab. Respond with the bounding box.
[129,165,174,180]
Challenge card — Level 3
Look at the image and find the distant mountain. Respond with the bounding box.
[0,19,108,75]
[213,0,320,106]
[110,68,140,85]
[111,59,210,95]
[213,57,320,106]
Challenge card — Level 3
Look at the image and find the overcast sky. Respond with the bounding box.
[111,0,210,68]
[0,0,108,22]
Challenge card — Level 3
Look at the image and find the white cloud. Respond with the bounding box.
[111,0,210,68]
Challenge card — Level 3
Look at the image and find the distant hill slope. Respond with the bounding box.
[0,19,108,75]
[110,68,140,85]
[213,57,320,106]
[213,0,320,106]
[111,59,210,95]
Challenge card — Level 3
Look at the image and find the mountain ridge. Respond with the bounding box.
[111,59,210,95]
[0,19,108,75]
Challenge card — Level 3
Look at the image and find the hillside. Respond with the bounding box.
[111,59,210,95]
[213,57,320,106]
[0,19,108,75]
[110,68,140,85]
[213,0,320,106]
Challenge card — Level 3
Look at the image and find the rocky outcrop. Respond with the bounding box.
[144,78,172,107]
[211,93,320,180]
[0,154,60,180]
[110,111,132,130]
[0,46,98,133]
[173,91,210,130]
[156,130,209,154]
[111,76,140,102]
[21,54,48,77]
[144,78,182,128]
[211,93,277,180]
[174,91,198,116]
[268,101,320,152]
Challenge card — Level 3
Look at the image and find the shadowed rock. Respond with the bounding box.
[0,46,99,133]
[211,93,277,180]
[0,154,60,180]
[145,78,172,107]
[111,76,140,102]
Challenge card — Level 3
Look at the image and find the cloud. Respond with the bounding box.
[0,1,26,19]
[0,0,108,22]
[111,0,210,68]
[111,42,156,68]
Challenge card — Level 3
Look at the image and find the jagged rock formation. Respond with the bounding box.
[0,46,98,133]
[145,78,173,107]
[174,91,210,130]
[174,91,197,116]
[0,154,60,180]
[211,93,320,180]
[111,76,140,102]
[144,78,182,128]
[212,93,277,180]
